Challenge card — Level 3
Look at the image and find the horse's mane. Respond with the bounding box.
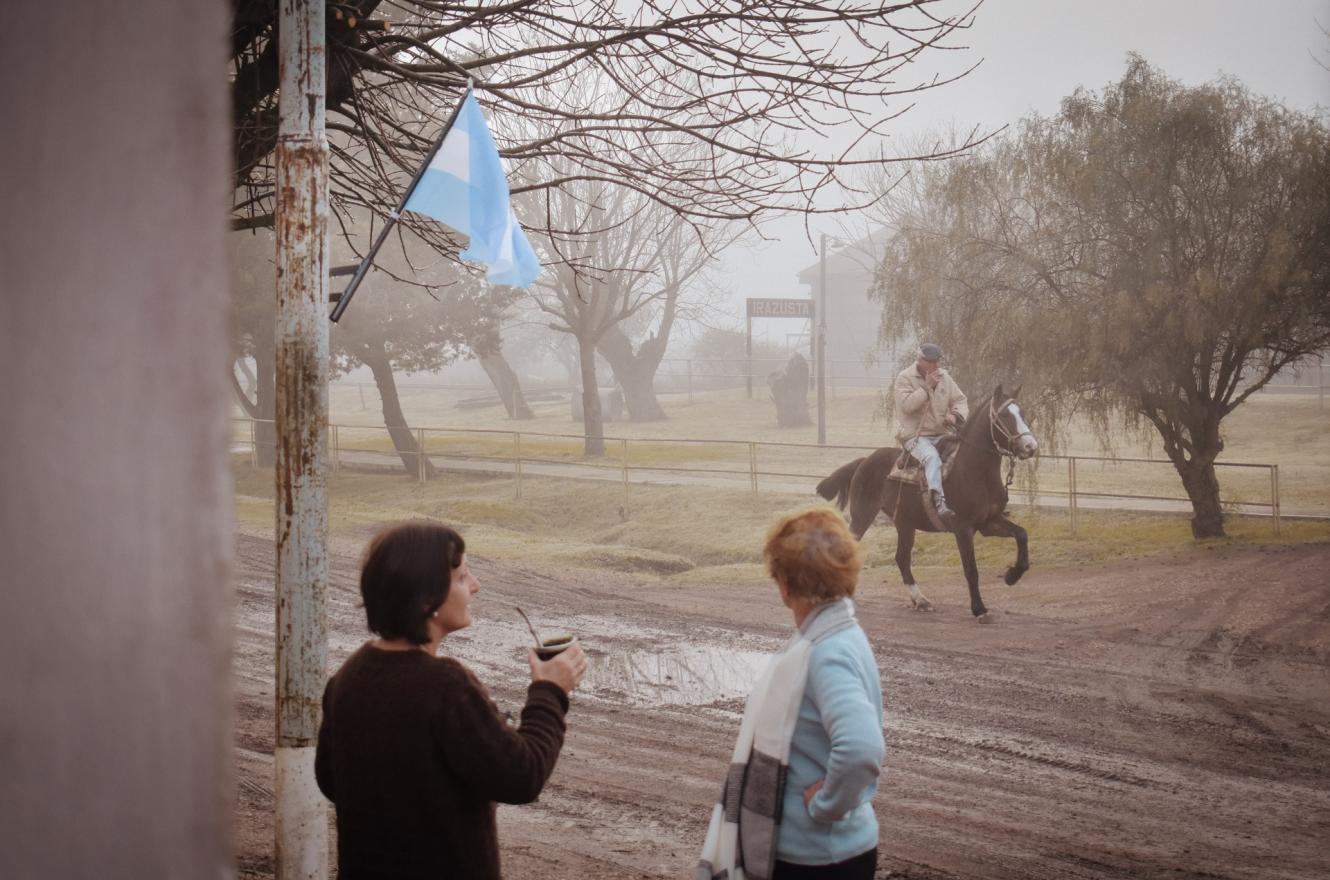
[959,393,996,441]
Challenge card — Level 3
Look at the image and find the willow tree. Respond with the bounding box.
[874,57,1330,537]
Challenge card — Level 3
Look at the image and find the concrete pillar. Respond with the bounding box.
[0,2,232,877]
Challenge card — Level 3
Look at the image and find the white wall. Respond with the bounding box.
[0,2,233,875]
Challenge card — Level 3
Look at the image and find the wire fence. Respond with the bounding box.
[233,418,1285,536]
[320,356,905,412]
[315,354,1329,411]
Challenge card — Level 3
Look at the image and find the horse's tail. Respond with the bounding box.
[816,457,864,511]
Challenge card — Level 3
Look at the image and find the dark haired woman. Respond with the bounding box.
[315,520,587,880]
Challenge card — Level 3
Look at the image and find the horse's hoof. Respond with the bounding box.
[974,611,993,624]
[905,584,933,612]
[1003,567,1025,586]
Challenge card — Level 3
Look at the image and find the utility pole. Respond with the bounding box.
[274,2,329,878]
[817,233,828,445]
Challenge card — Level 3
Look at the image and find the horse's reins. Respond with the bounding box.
[901,377,1033,515]
[988,398,1035,489]
[942,397,1033,490]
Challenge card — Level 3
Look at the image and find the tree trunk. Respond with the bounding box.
[363,343,438,479]
[478,351,533,419]
[598,325,667,421]
[1175,457,1226,538]
[577,335,605,457]
[229,342,277,466]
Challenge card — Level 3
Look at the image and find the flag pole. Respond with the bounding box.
[329,79,473,323]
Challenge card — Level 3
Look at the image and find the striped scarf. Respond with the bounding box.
[696,599,858,880]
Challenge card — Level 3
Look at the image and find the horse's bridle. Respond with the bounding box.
[989,398,1035,459]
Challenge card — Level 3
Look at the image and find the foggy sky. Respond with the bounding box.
[719,0,1330,338]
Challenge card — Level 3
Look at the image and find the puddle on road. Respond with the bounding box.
[442,616,775,709]
[583,645,771,707]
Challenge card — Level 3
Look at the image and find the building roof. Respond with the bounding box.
[795,227,892,285]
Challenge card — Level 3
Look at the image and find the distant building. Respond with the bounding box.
[796,231,912,387]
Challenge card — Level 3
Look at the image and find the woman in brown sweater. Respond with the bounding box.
[315,520,587,880]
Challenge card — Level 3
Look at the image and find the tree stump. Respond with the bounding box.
[768,352,811,427]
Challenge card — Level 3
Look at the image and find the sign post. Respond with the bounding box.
[745,297,815,400]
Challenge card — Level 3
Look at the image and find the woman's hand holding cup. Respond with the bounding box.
[528,639,587,694]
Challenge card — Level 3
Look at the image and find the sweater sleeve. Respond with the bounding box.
[894,371,928,417]
[803,650,884,824]
[435,667,569,806]
[314,680,335,801]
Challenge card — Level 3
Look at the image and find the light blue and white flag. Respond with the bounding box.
[404,90,541,288]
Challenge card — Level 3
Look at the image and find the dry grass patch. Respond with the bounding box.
[233,465,1329,585]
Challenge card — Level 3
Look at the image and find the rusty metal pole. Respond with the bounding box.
[274,1,329,878]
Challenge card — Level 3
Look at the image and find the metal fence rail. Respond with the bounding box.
[324,355,1328,407]
[233,418,1289,536]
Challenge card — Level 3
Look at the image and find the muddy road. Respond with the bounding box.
[233,532,1330,879]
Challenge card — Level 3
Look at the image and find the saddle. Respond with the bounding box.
[889,433,961,486]
[890,434,961,531]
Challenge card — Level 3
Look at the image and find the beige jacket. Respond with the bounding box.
[894,364,969,442]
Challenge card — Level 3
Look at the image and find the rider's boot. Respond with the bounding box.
[930,490,956,523]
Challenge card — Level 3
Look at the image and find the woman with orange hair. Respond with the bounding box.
[699,507,884,880]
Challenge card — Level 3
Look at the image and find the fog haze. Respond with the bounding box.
[720,0,1330,324]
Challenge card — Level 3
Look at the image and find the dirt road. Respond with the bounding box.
[233,531,1330,879]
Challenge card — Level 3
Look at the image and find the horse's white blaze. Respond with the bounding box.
[1010,402,1038,457]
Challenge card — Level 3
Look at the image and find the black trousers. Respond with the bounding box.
[771,848,876,880]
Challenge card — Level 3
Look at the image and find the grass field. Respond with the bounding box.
[234,382,1330,511]
[233,464,1330,588]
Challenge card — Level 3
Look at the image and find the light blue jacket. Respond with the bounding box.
[776,605,884,865]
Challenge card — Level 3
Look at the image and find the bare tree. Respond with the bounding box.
[527,182,642,454]
[593,212,734,421]
[231,1,983,250]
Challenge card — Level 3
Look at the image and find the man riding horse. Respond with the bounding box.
[893,343,967,522]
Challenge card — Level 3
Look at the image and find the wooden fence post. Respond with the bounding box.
[621,438,629,495]
[514,433,522,500]
[1069,457,1078,537]
[1271,464,1280,537]
[417,427,426,483]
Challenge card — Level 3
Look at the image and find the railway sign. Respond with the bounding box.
[747,297,814,319]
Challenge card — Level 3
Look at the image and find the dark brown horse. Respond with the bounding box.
[816,385,1038,622]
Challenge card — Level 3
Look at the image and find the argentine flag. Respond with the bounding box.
[404,91,541,288]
